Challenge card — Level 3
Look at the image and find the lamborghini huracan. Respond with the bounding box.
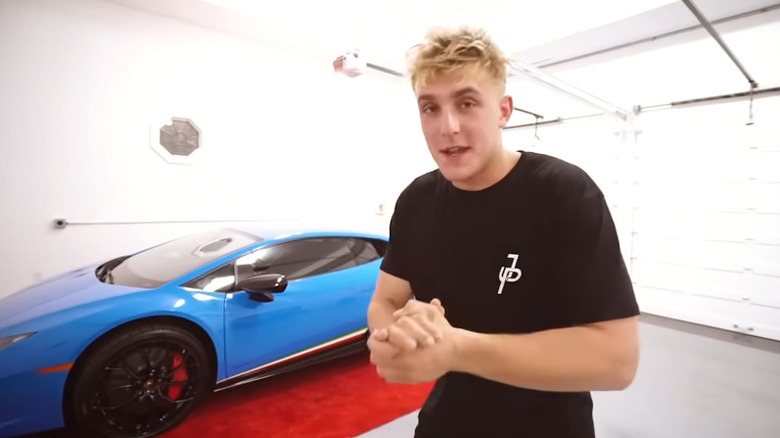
[0,225,387,437]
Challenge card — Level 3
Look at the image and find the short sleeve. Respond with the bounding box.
[550,181,639,325]
[379,193,415,281]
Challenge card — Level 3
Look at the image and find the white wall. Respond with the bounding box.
[0,0,434,297]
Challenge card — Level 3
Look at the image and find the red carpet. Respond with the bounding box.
[160,351,433,438]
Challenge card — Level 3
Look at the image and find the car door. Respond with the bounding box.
[222,237,378,379]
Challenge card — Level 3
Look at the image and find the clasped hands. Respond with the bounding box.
[368,298,457,384]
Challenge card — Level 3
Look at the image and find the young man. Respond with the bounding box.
[366,27,640,437]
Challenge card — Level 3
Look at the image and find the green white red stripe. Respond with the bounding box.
[222,327,368,382]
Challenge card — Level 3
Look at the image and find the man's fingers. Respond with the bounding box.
[412,314,443,341]
[394,316,437,348]
[371,327,389,342]
[393,299,445,321]
[386,323,419,351]
[393,300,422,320]
[368,336,400,364]
[430,298,445,316]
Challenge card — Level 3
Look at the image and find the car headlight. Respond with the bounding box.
[0,332,36,351]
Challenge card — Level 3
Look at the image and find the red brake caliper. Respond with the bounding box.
[167,352,188,400]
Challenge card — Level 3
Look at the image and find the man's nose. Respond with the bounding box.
[441,109,460,135]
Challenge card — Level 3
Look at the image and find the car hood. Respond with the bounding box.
[0,264,146,334]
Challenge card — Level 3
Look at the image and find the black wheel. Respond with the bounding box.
[66,324,214,438]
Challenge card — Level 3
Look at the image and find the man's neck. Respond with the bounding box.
[453,149,521,191]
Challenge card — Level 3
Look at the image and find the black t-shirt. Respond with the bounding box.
[380,151,639,438]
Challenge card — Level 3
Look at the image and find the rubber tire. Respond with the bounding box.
[66,323,214,438]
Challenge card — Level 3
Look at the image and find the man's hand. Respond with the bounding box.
[394,298,445,321]
[372,334,457,384]
[366,298,446,375]
[368,298,458,384]
[380,298,447,351]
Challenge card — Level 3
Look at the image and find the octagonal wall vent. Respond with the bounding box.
[150,117,202,165]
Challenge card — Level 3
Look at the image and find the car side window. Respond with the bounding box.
[235,238,358,282]
[183,262,236,292]
[346,238,383,265]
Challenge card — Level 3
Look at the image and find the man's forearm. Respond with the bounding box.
[450,317,639,392]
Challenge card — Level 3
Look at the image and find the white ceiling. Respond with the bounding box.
[195,0,683,67]
[108,0,780,121]
[512,0,780,67]
[506,0,780,122]
[108,0,687,70]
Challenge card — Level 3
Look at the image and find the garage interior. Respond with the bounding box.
[1,0,779,437]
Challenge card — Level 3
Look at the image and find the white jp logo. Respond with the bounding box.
[497,253,522,294]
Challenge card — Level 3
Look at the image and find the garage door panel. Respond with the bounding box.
[635,151,780,184]
[636,286,780,341]
[750,184,780,213]
[636,129,748,156]
[634,182,779,213]
[752,151,780,182]
[631,98,780,341]
[747,244,780,277]
[636,285,751,327]
[749,214,780,245]
[632,260,779,303]
[632,260,741,301]
[634,153,750,184]
[749,276,780,309]
[634,182,751,212]
[632,235,741,272]
[633,210,780,245]
[632,235,780,275]
[633,210,747,242]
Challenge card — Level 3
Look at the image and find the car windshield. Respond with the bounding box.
[102,228,261,288]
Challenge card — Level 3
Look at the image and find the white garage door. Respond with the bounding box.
[631,96,780,341]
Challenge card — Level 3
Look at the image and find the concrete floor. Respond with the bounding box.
[358,314,780,438]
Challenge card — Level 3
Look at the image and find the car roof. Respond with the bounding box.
[226,221,388,242]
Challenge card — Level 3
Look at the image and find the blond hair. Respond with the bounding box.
[408,27,510,92]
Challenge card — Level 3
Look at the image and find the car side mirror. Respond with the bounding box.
[237,273,287,302]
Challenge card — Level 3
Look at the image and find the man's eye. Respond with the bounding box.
[461,100,476,109]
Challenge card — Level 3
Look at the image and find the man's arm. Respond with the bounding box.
[367,270,414,333]
[450,316,639,392]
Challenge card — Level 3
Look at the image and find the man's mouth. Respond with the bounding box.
[442,146,470,157]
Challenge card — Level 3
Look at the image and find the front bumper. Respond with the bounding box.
[0,365,69,437]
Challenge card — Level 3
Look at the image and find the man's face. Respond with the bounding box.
[415,72,513,190]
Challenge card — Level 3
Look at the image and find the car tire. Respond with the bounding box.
[66,323,214,438]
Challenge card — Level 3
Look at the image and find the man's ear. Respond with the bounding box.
[499,95,513,128]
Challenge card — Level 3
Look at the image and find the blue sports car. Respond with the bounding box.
[0,225,387,438]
